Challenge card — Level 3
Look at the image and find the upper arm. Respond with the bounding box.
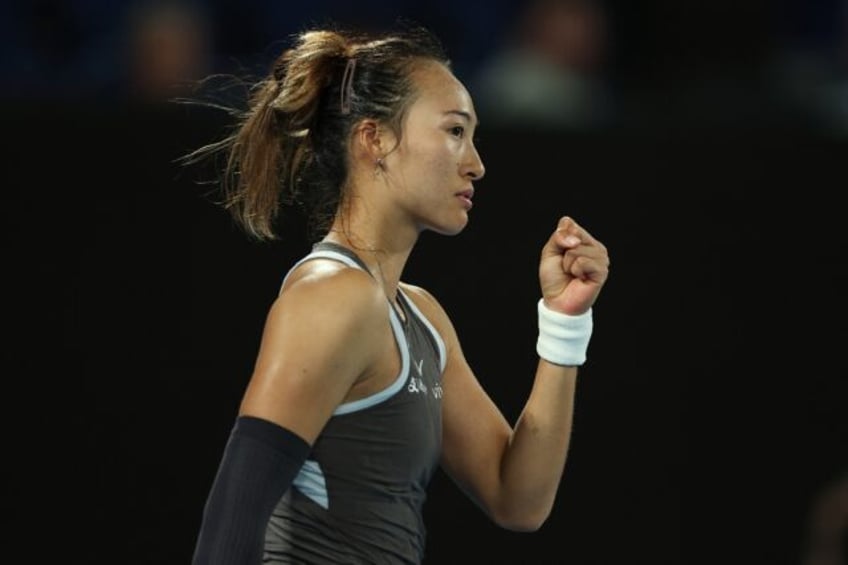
[238,266,387,445]
[402,284,513,516]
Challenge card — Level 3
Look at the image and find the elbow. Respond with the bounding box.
[491,504,552,533]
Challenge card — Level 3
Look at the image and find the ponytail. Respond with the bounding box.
[182,23,449,241]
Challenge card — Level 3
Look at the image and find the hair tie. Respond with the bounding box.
[340,58,357,115]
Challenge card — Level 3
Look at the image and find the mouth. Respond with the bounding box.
[456,188,474,210]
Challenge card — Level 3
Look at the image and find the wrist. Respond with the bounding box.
[536,299,593,366]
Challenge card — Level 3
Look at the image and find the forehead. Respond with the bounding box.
[408,61,476,122]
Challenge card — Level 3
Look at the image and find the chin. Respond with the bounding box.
[430,216,469,236]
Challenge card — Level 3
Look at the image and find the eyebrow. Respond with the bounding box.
[444,110,477,126]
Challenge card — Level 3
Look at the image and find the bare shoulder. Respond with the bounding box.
[277,258,386,325]
[399,282,456,338]
[240,258,390,440]
[399,281,442,313]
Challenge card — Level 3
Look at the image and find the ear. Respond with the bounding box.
[351,118,392,165]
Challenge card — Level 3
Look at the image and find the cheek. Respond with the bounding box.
[398,136,456,189]
[416,143,455,177]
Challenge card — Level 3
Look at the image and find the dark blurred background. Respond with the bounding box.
[7,1,847,563]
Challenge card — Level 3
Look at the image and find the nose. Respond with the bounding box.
[463,145,485,181]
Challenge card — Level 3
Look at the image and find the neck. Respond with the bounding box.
[326,174,421,298]
[323,221,416,301]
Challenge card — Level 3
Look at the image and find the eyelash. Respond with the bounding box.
[450,126,479,145]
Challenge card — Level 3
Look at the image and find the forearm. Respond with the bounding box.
[497,361,578,530]
[492,297,591,529]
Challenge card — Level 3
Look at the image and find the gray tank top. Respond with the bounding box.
[264,242,446,564]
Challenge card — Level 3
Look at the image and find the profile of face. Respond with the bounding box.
[380,61,486,236]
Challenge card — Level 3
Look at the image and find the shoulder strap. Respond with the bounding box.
[396,288,448,373]
[311,241,373,275]
[279,241,374,292]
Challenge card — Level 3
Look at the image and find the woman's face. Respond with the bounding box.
[382,61,485,236]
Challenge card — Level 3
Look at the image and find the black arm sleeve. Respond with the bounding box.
[192,415,311,565]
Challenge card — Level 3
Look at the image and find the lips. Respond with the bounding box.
[456,188,474,210]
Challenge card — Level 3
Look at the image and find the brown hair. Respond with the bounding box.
[184,23,450,241]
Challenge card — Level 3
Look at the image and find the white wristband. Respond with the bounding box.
[536,299,593,366]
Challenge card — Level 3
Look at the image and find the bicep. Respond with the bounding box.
[440,344,513,515]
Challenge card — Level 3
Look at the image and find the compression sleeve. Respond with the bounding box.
[192,415,311,565]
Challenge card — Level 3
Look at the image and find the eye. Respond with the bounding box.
[450,125,465,138]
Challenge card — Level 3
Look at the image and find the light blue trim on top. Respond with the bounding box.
[279,250,363,291]
[398,288,447,373]
[292,459,329,509]
[279,247,412,416]
[333,306,410,415]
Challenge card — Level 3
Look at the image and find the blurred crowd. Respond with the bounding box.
[1,0,845,132]
[0,0,517,102]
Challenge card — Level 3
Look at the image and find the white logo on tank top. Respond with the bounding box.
[408,376,428,394]
[408,359,442,398]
